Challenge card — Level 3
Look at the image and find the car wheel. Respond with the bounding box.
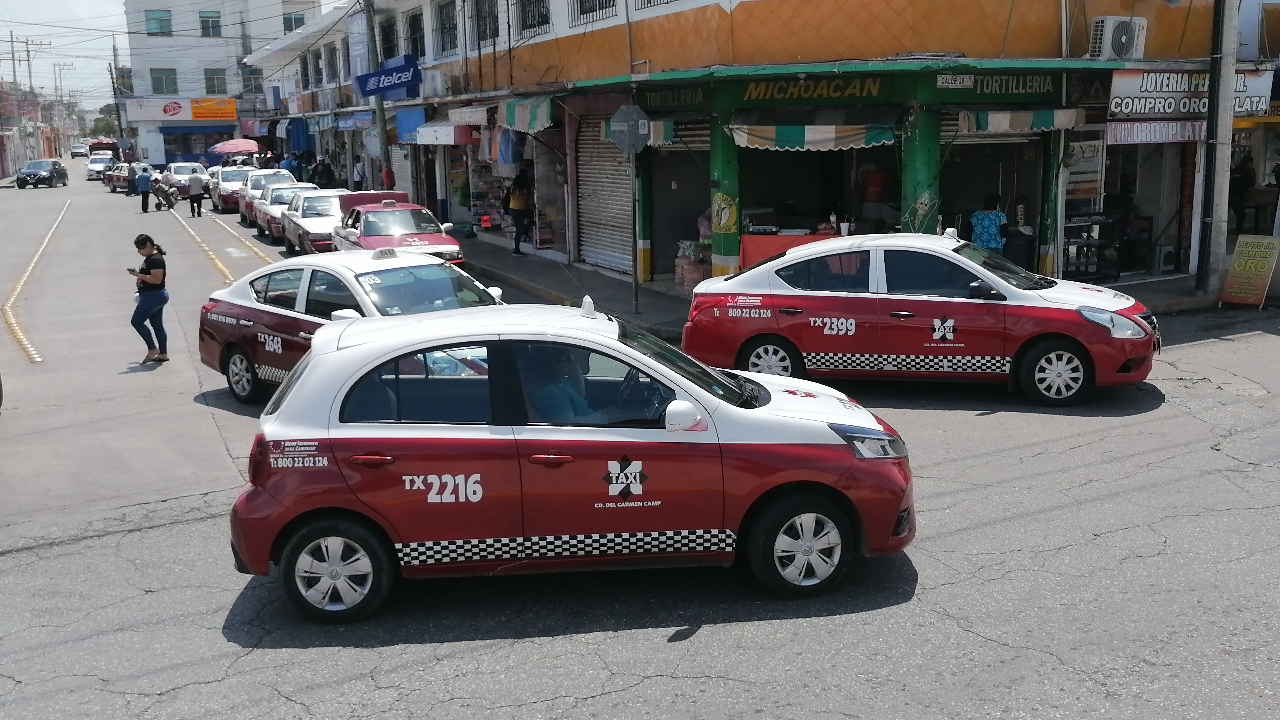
[239,212,248,226]
[255,221,265,237]
[16,182,24,189]
[225,346,267,403]
[280,518,395,623]
[110,183,117,193]
[747,493,855,598]
[738,336,805,377]
[1019,338,1094,406]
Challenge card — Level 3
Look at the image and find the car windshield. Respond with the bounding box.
[172,166,203,175]
[952,242,1056,290]
[355,264,496,316]
[616,321,746,406]
[88,158,111,166]
[363,209,442,235]
[23,161,54,171]
[220,169,250,183]
[301,196,340,217]
[270,187,308,205]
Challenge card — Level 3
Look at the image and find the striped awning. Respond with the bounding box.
[959,108,1085,134]
[599,113,702,147]
[728,108,898,151]
[498,94,558,134]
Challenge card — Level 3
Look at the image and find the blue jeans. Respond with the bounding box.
[131,290,169,353]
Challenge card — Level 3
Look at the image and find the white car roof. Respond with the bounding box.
[297,188,350,198]
[249,169,293,177]
[776,233,963,260]
[327,304,621,353]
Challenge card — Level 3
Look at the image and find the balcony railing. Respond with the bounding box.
[568,0,617,28]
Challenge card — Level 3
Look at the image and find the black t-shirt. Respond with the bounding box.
[137,254,167,293]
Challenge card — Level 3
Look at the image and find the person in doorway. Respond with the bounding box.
[503,171,534,256]
[1229,155,1256,234]
[128,234,169,364]
[187,170,205,217]
[126,162,139,196]
[136,167,153,213]
[969,193,1009,255]
[351,155,366,191]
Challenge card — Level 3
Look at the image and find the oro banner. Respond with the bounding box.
[1221,235,1278,308]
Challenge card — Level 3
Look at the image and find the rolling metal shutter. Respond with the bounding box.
[671,120,710,151]
[941,112,1039,145]
[390,145,413,194]
[577,117,634,273]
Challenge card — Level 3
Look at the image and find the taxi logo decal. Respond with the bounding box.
[932,317,955,341]
[782,389,818,398]
[604,457,648,499]
[727,295,762,307]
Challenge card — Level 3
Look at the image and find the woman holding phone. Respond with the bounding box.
[128,234,169,363]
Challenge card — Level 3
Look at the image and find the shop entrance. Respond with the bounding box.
[940,140,1043,270]
[649,139,709,279]
[1103,143,1189,275]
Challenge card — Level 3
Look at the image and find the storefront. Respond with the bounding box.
[123,97,239,165]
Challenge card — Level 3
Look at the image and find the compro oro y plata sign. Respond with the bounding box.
[1221,235,1278,308]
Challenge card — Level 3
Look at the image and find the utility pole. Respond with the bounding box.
[1196,0,1241,295]
[362,0,393,189]
[108,65,124,139]
[53,63,74,155]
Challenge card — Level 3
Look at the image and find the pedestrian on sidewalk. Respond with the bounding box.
[187,171,206,217]
[503,171,534,256]
[137,168,153,213]
[128,234,169,364]
[126,163,139,196]
[351,155,365,191]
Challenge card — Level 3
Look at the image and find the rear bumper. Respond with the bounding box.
[681,321,737,369]
[230,484,293,576]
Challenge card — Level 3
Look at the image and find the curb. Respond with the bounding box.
[1143,295,1221,314]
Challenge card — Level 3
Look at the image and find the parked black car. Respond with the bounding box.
[16,159,69,189]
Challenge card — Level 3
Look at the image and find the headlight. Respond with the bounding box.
[828,424,908,459]
[1077,306,1147,339]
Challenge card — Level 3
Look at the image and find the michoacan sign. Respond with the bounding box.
[1221,235,1278,308]
[735,77,894,107]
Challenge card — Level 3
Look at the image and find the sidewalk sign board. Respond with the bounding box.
[1220,235,1278,309]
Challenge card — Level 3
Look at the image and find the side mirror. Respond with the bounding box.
[969,280,1006,301]
[440,222,455,232]
[343,228,359,239]
[487,286,504,302]
[664,400,704,432]
[330,309,362,321]
[284,210,298,218]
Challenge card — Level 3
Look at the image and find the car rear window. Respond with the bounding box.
[355,264,495,316]
[264,353,311,416]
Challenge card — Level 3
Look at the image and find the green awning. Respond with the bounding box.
[498,95,559,134]
[599,113,702,147]
[959,108,1085,133]
[728,108,898,150]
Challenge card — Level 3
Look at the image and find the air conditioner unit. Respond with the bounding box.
[1088,16,1147,60]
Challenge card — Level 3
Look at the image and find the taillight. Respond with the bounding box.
[247,434,269,487]
[688,294,724,322]
[200,300,217,315]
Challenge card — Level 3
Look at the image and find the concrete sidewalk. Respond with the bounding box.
[457,236,691,342]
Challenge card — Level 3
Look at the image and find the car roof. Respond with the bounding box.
[773,232,964,259]
[249,168,292,176]
[357,202,427,212]
[297,189,350,198]
[331,304,621,352]
[254,249,449,277]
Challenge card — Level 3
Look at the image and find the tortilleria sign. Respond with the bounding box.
[1108,70,1272,119]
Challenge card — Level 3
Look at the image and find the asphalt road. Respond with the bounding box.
[1,169,1278,719]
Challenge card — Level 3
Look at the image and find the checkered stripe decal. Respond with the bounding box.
[396,530,736,566]
[255,364,291,384]
[804,353,1011,374]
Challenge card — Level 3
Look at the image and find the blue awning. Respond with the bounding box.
[158,125,236,135]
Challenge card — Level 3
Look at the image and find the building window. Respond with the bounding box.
[405,10,426,58]
[569,0,616,27]
[324,42,339,84]
[150,68,178,95]
[635,0,678,8]
[283,12,306,33]
[145,10,173,37]
[204,68,227,95]
[433,1,459,59]
[516,0,551,37]
[311,49,324,87]
[117,67,135,96]
[299,55,310,90]
[199,11,222,37]
[241,67,264,95]
[473,0,500,45]
[341,36,351,80]
[378,17,398,60]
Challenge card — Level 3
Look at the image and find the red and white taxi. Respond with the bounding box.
[230,300,915,621]
[280,189,351,254]
[199,248,502,403]
[252,183,318,241]
[682,234,1160,405]
[332,198,462,265]
[239,169,297,226]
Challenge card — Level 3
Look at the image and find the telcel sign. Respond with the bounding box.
[1109,70,1273,119]
[356,64,421,98]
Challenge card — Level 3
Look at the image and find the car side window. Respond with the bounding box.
[776,251,870,292]
[341,345,491,424]
[884,250,982,299]
[512,341,675,429]
[250,269,304,310]
[304,270,362,318]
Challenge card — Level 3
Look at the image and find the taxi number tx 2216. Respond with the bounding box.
[230,300,915,622]
[682,234,1160,405]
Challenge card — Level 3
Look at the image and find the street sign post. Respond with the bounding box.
[608,105,649,313]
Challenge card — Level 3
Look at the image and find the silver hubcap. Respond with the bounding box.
[1034,351,1085,399]
[748,345,793,376]
[294,536,374,611]
[774,513,842,586]
[227,354,254,396]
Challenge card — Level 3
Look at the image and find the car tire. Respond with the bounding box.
[279,518,396,624]
[1018,338,1094,406]
[737,336,806,378]
[255,222,266,237]
[239,212,248,226]
[747,493,856,598]
[110,183,117,193]
[16,182,24,189]
[225,346,267,403]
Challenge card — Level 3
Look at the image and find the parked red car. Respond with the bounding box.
[331,196,462,265]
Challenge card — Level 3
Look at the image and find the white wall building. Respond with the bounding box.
[122,0,325,164]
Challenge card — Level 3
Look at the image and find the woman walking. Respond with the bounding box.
[128,234,169,363]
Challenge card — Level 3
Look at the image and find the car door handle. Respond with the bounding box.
[298,332,313,339]
[350,454,395,467]
[889,311,915,319]
[529,454,574,466]
[778,308,804,315]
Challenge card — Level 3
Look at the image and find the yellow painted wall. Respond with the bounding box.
[1263,5,1280,57]
[444,0,1214,93]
